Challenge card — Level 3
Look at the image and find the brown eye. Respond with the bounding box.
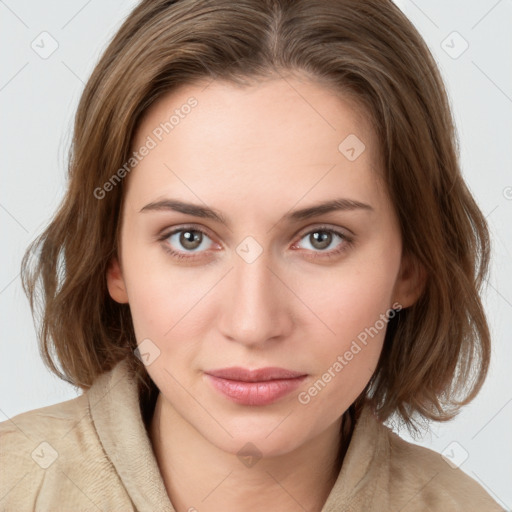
[297,229,344,252]
[161,227,215,257]
[308,231,333,250]
[178,230,203,250]
[292,226,353,260]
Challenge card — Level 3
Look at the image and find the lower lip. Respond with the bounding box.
[205,375,306,406]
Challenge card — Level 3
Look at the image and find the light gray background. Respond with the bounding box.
[1,0,511,509]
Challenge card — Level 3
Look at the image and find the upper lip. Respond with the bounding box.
[205,367,307,382]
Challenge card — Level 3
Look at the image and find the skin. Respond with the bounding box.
[107,75,425,512]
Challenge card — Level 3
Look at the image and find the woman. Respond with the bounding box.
[0,0,503,510]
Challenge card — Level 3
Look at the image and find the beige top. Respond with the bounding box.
[0,357,504,511]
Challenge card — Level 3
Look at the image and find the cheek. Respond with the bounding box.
[294,246,399,392]
[126,269,203,338]
[331,275,396,342]
[300,254,399,343]
[296,282,393,416]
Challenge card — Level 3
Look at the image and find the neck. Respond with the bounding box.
[149,394,353,512]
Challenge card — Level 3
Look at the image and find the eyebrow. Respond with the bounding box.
[139,197,373,225]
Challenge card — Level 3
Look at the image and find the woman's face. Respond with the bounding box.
[107,76,422,457]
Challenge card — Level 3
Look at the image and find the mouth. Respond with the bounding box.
[204,367,308,406]
[206,366,307,382]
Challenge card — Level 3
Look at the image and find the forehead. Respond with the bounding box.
[126,77,385,214]
[134,76,377,157]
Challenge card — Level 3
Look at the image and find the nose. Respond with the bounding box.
[217,249,294,348]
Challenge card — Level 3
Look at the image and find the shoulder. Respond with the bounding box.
[0,393,91,470]
[0,391,99,450]
[0,393,128,511]
[377,420,505,511]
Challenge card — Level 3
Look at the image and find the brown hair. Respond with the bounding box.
[21,0,491,433]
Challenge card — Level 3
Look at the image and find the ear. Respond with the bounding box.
[106,256,129,304]
[392,250,427,309]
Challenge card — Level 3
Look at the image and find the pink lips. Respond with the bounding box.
[205,367,307,406]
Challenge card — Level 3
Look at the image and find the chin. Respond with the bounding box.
[199,417,308,458]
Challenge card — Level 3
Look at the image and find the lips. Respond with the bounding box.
[204,366,307,406]
[206,367,306,382]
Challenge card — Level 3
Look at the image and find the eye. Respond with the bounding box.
[292,226,352,259]
[159,226,217,260]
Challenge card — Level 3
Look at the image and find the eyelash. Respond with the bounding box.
[157,224,353,261]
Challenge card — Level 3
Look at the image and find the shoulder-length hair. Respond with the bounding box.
[22,0,491,432]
